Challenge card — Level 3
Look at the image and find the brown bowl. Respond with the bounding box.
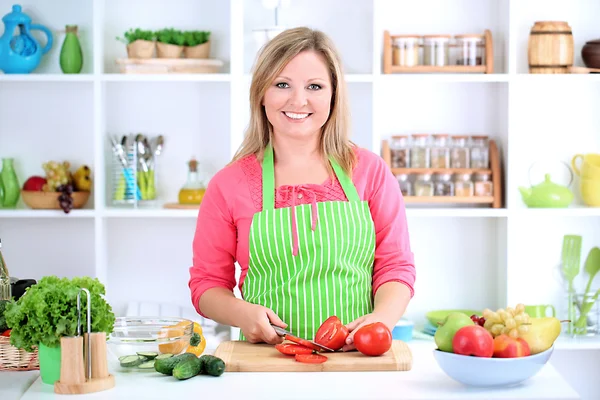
[582,39,600,69]
[21,190,90,210]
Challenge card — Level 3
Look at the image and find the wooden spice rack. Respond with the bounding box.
[383,30,494,74]
[381,139,503,208]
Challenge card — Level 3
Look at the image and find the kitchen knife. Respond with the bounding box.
[270,324,335,352]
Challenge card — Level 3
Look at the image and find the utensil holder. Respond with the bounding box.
[110,141,158,207]
[564,292,600,337]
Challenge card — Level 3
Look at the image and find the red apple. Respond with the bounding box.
[452,325,494,357]
[23,176,47,191]
[493,334,531,358]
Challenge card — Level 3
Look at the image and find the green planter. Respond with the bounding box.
[38,342,61,385]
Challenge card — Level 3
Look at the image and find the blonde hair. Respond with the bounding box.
[230,27,357,176]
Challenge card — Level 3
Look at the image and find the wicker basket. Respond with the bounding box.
[0,336,39,371]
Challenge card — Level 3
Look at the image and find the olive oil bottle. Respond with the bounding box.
[178,158,206,205]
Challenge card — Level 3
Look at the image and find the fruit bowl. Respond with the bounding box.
[21,190,90,210]
[107,317,193,372]
[433,346,554,387]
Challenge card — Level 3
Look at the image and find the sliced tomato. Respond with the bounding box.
[314,316,349,351]
[275,343,313,356]
[295,353,328,364]
[1,329,10,337]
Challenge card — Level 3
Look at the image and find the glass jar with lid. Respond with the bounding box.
[414,173,434,196]
[455,34,485,66]
[410,134,430,168]
[423,35,450,66]
[390,135,410,168]
[450,135,471,168]
[393,36,420,67]
[473,172,493,196]
[454,173,474,197]
[470,135,489,169]
[430,134,450,168]
[433,171,454,196]
[396,173,413,197]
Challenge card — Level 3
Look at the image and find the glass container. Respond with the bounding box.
[433,172,455,196]
[414,173,434,196]
[563,292,600,337]
[455,34,485,66]
[410,134,430,168]
[393,36,420,67]
[474,172,493,196]
[430,134,450,168]
[390,135,410,168]
[396,174,413,197]
[178,158,206,205]
[470,135,490,169]
[423,35,450,66]
[450,135,471,168]
[454,173,474,197]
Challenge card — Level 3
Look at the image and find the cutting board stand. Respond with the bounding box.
[213,340,413,372]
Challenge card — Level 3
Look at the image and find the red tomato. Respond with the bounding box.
[1,330,10,337]
[354,322,392,356]
[452,325,494,358]
[314,316,349,351]
[295,353,328,364]
[275,343,313,356]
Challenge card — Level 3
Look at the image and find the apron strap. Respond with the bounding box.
[329,157,361,202]
[262,143,275,210]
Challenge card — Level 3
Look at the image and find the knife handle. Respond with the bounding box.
[270,324,289,336]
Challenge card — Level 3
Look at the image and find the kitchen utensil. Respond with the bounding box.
[0,5,53,74]
[518,161,574,208]
[572,247,600,330]
[54,288,115,394]
[110,135,141,201]
[561,234,582,334]
[142,137,156,199]
[213,340,412,372]
[270,324,334,352]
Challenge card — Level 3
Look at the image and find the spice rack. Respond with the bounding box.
[383,30,494,74]
[381,136,503,208]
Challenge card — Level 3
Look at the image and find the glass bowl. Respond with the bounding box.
[107,316,193,372]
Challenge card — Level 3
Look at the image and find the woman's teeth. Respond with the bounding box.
[284,112,310,120]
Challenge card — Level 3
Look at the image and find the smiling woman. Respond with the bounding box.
[189,27,416,351]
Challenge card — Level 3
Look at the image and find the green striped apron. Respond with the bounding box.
[240,144,376,340]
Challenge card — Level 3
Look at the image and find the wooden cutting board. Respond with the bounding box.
[213,340,413,372]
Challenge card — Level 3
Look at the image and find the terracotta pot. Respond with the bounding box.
[183,41,210,59]
[582,39,600,69]
[126,40,155,59]
[156,42,183,58]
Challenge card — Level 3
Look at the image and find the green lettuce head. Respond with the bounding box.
[4,276,115,352]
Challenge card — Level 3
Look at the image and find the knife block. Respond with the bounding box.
[54,332,115,395]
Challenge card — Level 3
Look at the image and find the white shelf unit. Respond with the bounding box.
[0,0,599,354]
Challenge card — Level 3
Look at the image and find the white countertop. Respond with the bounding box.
[4,341,580,400]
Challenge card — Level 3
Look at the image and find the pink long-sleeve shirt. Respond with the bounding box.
[189,147,415,318]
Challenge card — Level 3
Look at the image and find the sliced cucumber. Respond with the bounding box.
[137,351,159,360]
[120,355,144,367]
[155,353,174,360]
[118,355,128,361]
[138,360,156,369]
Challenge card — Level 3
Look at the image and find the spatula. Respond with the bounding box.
[573,247,600,330]
[561,235,581,334]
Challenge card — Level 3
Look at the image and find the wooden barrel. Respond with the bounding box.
[528,21,574,74]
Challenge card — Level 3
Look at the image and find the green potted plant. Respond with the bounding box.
[155,28,185,58]
[4,276,115,385]
[183,30,211,59]
[116,28,156,59]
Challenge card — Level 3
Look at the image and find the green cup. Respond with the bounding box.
[525,304,556,318]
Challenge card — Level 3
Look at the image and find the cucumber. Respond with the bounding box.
[172,357,202,380]
[138,360,155,369]
[137,352,159,360]
[155,353,173,360]
[120,355,144,368]
[199,355,226,377]
[154,353,197,375]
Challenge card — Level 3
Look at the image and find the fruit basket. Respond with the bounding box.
[107,317,193,372]
[21,190,90,210]
[0,336,39,371]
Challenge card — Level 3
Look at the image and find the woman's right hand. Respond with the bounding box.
[236,303,287,344]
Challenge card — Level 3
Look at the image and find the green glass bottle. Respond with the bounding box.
[0,158,19,208]
[60,25,83,74]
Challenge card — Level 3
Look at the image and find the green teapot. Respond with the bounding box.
[519,172,574,208]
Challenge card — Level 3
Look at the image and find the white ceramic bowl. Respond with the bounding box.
[433,346,554,387]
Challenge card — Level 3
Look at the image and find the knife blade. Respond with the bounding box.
[270,324,335,352]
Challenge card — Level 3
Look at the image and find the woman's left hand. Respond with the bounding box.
[342,313,395,352]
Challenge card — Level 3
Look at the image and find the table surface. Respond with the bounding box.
[2,341,581,400]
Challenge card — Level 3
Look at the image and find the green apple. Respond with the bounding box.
[434,312,475,353]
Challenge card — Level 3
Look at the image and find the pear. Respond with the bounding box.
[519,317,561,354]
